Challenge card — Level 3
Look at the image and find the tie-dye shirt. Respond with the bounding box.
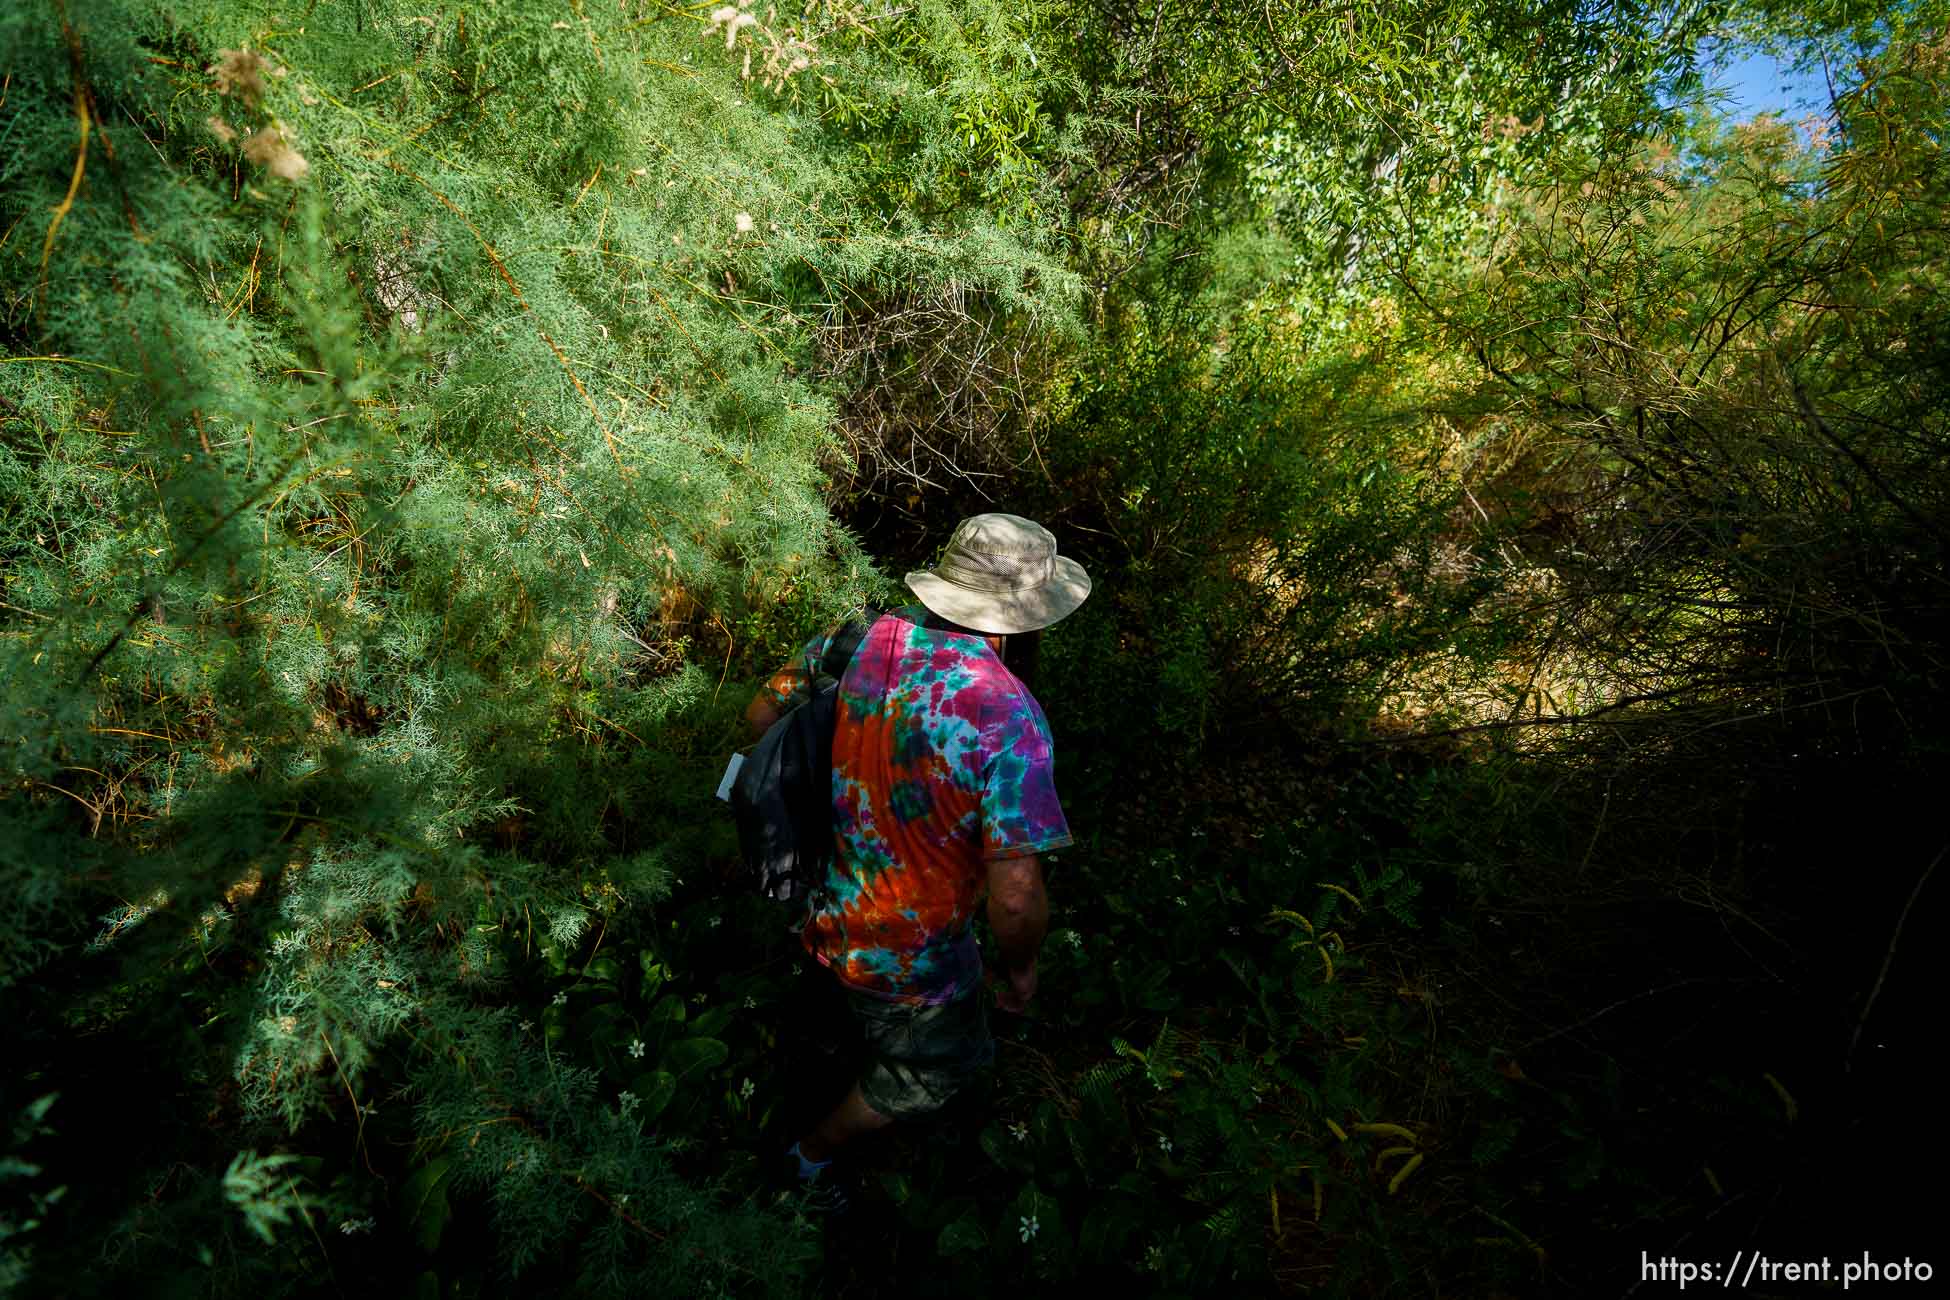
[760,604,1072,1006]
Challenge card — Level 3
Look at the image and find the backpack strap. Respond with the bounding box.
[816,607,881,683]
[787,609,879,927]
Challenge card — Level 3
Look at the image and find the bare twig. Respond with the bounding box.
[1846,840,1945,1073]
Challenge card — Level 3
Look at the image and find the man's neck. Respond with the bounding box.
[912,606,1005,658]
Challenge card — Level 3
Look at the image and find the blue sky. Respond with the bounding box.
[1702,47,1835,119]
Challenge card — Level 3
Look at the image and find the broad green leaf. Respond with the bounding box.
[690,1005,733,1039]
[938,1207,987,1255]
[577,1002,629,1045]
[399,1158,451,1254]
[632,1070,678,1121]
[660,1036,728,1079]
[1078,1198,1139,1263]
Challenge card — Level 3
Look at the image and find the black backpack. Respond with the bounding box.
[730,611,879,910]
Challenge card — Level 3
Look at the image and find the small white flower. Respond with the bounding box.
[1145,1243,1165,1271]
[619,1090,640,1115]
[1008,1121,1029,1143]
[708,916,722,929]
[739,1077,755,1100]
[1158,1134,1173,1154]
[1174,896,1188,908]
[743,995,758,1009]
[628,1038,646,1059]
[552,991,568,1007]
[518,1019,533,1033]
[734,211,754,233]
[1228,925,1242,937]
[1018,1213,1039,1243]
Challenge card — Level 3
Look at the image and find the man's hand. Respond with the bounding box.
[990,958,1037,1013]
[744,669,804,742]
[744,692,783,743]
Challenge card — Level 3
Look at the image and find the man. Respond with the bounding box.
[744,513,1091,1214]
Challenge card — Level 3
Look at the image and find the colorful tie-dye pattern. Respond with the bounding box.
[760,605,1072,1006]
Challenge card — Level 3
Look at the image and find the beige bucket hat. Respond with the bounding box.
[904,513,1092,636]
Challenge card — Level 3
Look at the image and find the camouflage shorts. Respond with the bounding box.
[845,984,997,1122]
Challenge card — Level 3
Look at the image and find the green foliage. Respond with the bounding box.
[810,0,1075,227]
[0,0,1074,1293]
[1027,277,1505,769]
[221,1151,326,1247]
[1397,21,1950,756]
[2,0,1942,1295]
[0,1095,64,1297]
[1248,0,1711,311]
[868,761,1542,1295]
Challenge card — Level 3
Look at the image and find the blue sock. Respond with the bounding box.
[787,1140,831,1181]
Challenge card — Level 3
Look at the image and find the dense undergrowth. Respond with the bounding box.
[4,0,1946,1296]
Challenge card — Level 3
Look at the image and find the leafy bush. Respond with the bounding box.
[0,0,1072,1293]
[1027,271,1510,769]
[4,1,1939,1296]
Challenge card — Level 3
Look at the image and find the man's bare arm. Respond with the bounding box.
[743,669,806,742]
[986,853,1048,974]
